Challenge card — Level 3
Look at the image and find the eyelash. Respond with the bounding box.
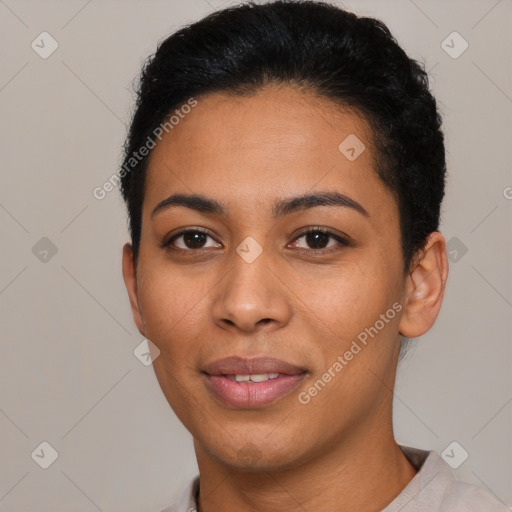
[161,227,351,255]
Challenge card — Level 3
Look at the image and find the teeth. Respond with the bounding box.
[249,373,271,382]
[234,373,280,383]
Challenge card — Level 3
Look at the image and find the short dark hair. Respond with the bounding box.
[120,0,446,271]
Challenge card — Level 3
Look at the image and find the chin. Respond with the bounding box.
[201,431,310,472]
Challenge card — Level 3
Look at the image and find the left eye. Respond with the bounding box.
[289,228,348,252]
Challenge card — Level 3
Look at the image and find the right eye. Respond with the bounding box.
[161,228,222,253]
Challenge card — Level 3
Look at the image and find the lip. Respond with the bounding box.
[203,356,306,376]
[203,356,307,408]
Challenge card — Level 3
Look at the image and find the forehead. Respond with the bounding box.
[143,86,393,220]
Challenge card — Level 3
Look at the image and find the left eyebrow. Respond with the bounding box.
[272,191,369,218]
[151,191,369,219]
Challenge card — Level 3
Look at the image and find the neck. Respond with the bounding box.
[193,423,417,512]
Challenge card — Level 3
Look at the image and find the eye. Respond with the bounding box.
[289,227,350,253]
[162,228,221,252]
[162,226,350,255]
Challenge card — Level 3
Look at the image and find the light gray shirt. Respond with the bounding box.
[160,445,509,512]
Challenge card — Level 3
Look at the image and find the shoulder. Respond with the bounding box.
[439,479,509,512]
[387,445,509,512]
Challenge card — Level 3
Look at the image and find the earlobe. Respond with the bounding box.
[398,232,449,338]
[122,243,145,336]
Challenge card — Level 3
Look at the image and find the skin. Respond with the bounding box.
[122,85,449,512]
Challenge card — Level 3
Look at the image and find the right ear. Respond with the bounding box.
[122,243,145,336]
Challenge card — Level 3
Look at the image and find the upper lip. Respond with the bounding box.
[203,356,306,376]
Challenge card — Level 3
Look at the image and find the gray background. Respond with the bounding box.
[0,0,511,510]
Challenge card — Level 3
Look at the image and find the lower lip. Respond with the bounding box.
[205,373,306,408]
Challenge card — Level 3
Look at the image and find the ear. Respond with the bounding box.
[398,232,449,338]
[122,243,145,336]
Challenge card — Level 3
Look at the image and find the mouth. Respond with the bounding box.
[203,356,308,408]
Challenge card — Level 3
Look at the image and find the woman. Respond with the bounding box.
[120,1,507,510]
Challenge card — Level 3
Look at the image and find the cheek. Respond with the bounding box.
[296,263,402,426]
[137,262,209,357]
[303,257,399,342]
[136,264,208,420]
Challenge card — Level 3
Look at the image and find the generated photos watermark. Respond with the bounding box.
[298,301,403,405]
[93,97,198,200]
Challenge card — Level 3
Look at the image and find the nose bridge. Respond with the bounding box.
[212,235,290,331]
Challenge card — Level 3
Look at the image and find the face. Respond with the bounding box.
[122,86,440,471]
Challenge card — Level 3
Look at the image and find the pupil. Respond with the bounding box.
[307,232,328,249]
[185,232,206,249]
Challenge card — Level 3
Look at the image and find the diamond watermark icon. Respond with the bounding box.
[134,338,161,366]
[31,441,59,469]
[338,134,365,161]
[236,236,263,263]
[31,32,59,59]
[446,236,468,263]
[441,441,468,469]
[441,31,468,59]
[238,442,263,465]
[32,237,58,263]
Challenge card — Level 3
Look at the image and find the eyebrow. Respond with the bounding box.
[151,191,369,219]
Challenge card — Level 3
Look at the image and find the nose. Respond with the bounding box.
[211,245,292,333]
